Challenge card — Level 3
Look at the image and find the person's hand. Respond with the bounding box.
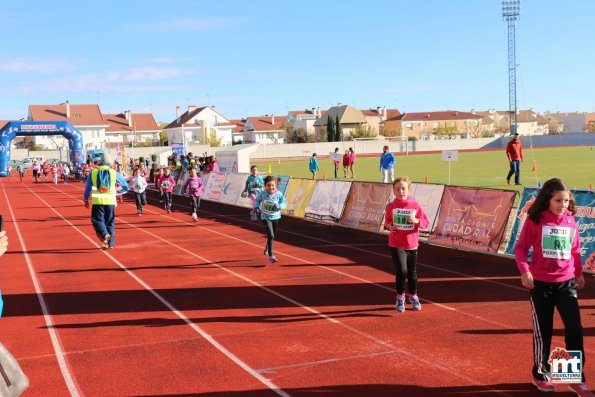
[84,201,90,209]
[408,215,419,224]
[521,272,534,289]
[577,276,585,289]
[385,223,395,232]
[0,230,8,256]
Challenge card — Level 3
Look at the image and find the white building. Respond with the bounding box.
[163,105,235,147]
[243,115,287,144]
[103,111,160,146]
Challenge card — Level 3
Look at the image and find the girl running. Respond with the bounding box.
[514,178,592,395]
[61,163,70,184]
[384,176,429,313]
[154,168,165,204]
[160,168,176,213]
[342,150,350,178]
[254,175,287,263]
[51,163,59,184]
[182,168,204,221]
[130,167,148,216]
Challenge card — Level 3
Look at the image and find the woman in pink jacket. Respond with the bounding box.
[160,168,176,213]
[384,176,429,313]
[348,147,356,179]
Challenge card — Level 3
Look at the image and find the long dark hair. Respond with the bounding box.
[527,178,576,223]
[263,175,276,185]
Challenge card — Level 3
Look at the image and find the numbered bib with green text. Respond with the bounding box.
[392,208,417,231]
[541,225,573,260]
[260,199,277,215]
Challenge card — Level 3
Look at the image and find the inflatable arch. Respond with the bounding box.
[0,121,84,177]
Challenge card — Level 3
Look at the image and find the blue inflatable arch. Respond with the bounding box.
[0,121,84,177]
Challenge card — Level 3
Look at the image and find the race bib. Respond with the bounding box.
[249,181,262,190]
[260,199,277,215]
[190,181,199,190]
[161,181,171,189]
[541,225,573,260]
[392,208,417,231]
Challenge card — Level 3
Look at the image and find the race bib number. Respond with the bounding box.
[161,181,171,189]
[541,225,573,260]
[134,183,142,189]
[392,208,417,231]
[249,181,262,190]
[260,199,277,215]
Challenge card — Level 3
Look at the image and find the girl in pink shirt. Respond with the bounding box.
[160,168,176,213]
[384,176,429,313]
[514,178,590,394]
[182,168,204,222]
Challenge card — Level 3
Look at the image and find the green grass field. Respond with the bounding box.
[253,146,595,191]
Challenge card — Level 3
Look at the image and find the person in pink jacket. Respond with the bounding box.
[160,168,176,213]
[182,168,204,221]
[514,178,591,395]
[384,176,429,313]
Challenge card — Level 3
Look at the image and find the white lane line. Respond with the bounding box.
[1,180,82,397]
[23,183,291,397]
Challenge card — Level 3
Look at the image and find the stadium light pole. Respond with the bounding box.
[502,0,520,135]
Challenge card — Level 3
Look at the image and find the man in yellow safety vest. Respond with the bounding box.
[83,153,129,249]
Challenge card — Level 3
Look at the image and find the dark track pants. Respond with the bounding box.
[91,204,115,248]
[263,219,279,256]
[530,278,585,382]
[390,247,418,295]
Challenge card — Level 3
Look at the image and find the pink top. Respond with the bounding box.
[160,175,176,192]
[384,196,429,250]
[349,152,356,165]
[182,177,204,197]
[514,209,582,282]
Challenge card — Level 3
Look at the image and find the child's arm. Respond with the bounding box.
[254,191,262,210]
[571,226,584,287]
[276,193,288,211]
[514,219,536,288]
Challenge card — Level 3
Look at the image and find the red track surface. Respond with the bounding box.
[1,174,594,396]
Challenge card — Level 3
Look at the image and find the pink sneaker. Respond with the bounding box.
[531,378,555,392]
[568,383,594,397]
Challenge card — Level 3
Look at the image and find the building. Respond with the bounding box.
[563,112,595,133]
[384,110,483,139]
[163,105,235,147]
[228,119,247,144]
[27,102,109,151]
[313,105,367,138]
[103,111,160,146]
[285,108,324,136]
[543,112,566,133]
[361,107,401,135]
[243,115,287,144]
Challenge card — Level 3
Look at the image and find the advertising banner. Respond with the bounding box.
[410,183,445,232]
[429,186,516,253]
[173,170,189,195]
[305,180,352,223]
[283,178,317,218]
[219,173,248,205]
[339,182,392,232]
[506,188,595,274]
[203,172,226,201]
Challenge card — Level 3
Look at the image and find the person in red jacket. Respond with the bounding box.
[506,132,524,185]
[384,176,429,313]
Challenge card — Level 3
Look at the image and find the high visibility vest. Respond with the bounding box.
[91,166,117,205]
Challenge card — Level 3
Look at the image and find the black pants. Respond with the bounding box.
[530,279,585,382]
[263,219,279,256]
[390,247,418,295]
[190,196,201,215]
[134,191,147,213]
[164,192,172,210]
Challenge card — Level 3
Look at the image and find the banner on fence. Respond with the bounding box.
[203,172,226,201]
[275,175,290,196]
[173,170,189,195]
[429,186,516,253]
[305,180,352,223]
[283,178,317,217]
[219,173,248,205]
[339,182,392,231]
[410,183,445,232]
[506,188,595,274]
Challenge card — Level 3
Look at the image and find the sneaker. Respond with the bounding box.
[506,179,511,185]
[192,213,198,220]
[408,294,422,311]
[568,383,594,397]
[137,213,142,217]
[264,246,269,256]
[167,209,171,213]
[268,256,277,263]
[531,378,555,392]
[101,234,111,250]
[395,294,405,312]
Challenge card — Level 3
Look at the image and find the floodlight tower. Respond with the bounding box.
[502,0,520,135]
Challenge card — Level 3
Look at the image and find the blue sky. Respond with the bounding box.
[1,0,593,123]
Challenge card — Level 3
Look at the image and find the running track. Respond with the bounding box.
[0,174,593,396]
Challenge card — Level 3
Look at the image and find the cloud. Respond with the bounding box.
[0,60,75,74]
[132,17,242,32]
[23,66,196,94]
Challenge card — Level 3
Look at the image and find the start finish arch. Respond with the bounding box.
[0,121,84,177]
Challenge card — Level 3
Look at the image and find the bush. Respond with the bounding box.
[30,145,46,151]
[350,125,375,139]
[482,131,495,138]
[151,154,157,162]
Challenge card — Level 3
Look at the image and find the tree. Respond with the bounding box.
[350,125,375,139]
[433,125,458,138]
[326,115,335,142]
[466,122,484,138]
[335,114,342,141]
[209,131,221,147]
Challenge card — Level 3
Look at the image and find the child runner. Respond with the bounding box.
[160,168,176,213]
[332,147,340,179]
[51,163,59,184]
[32,161,40,183]
[130,167,148,216]
[342,150,350,178]
[42,162,50,180]
[242,165,265,221]
[384,176,429,313]
[154,168,165,203]
[348,147,356,179]
[61,163,70,184]
[17,162,25,182]
[182,168,204,221]
[308,153,320,179]
[254,175,287,264]
[514,178,592,395]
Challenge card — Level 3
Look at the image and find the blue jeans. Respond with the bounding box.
[91,204,115,247]
[507,160,521,184]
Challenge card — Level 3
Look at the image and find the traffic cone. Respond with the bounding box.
[278,158,281,164]
[532,161,537,172]
[424,176,429,184]
[589,183,593,191]
[322,172,327,181]
[267,164,272,174]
